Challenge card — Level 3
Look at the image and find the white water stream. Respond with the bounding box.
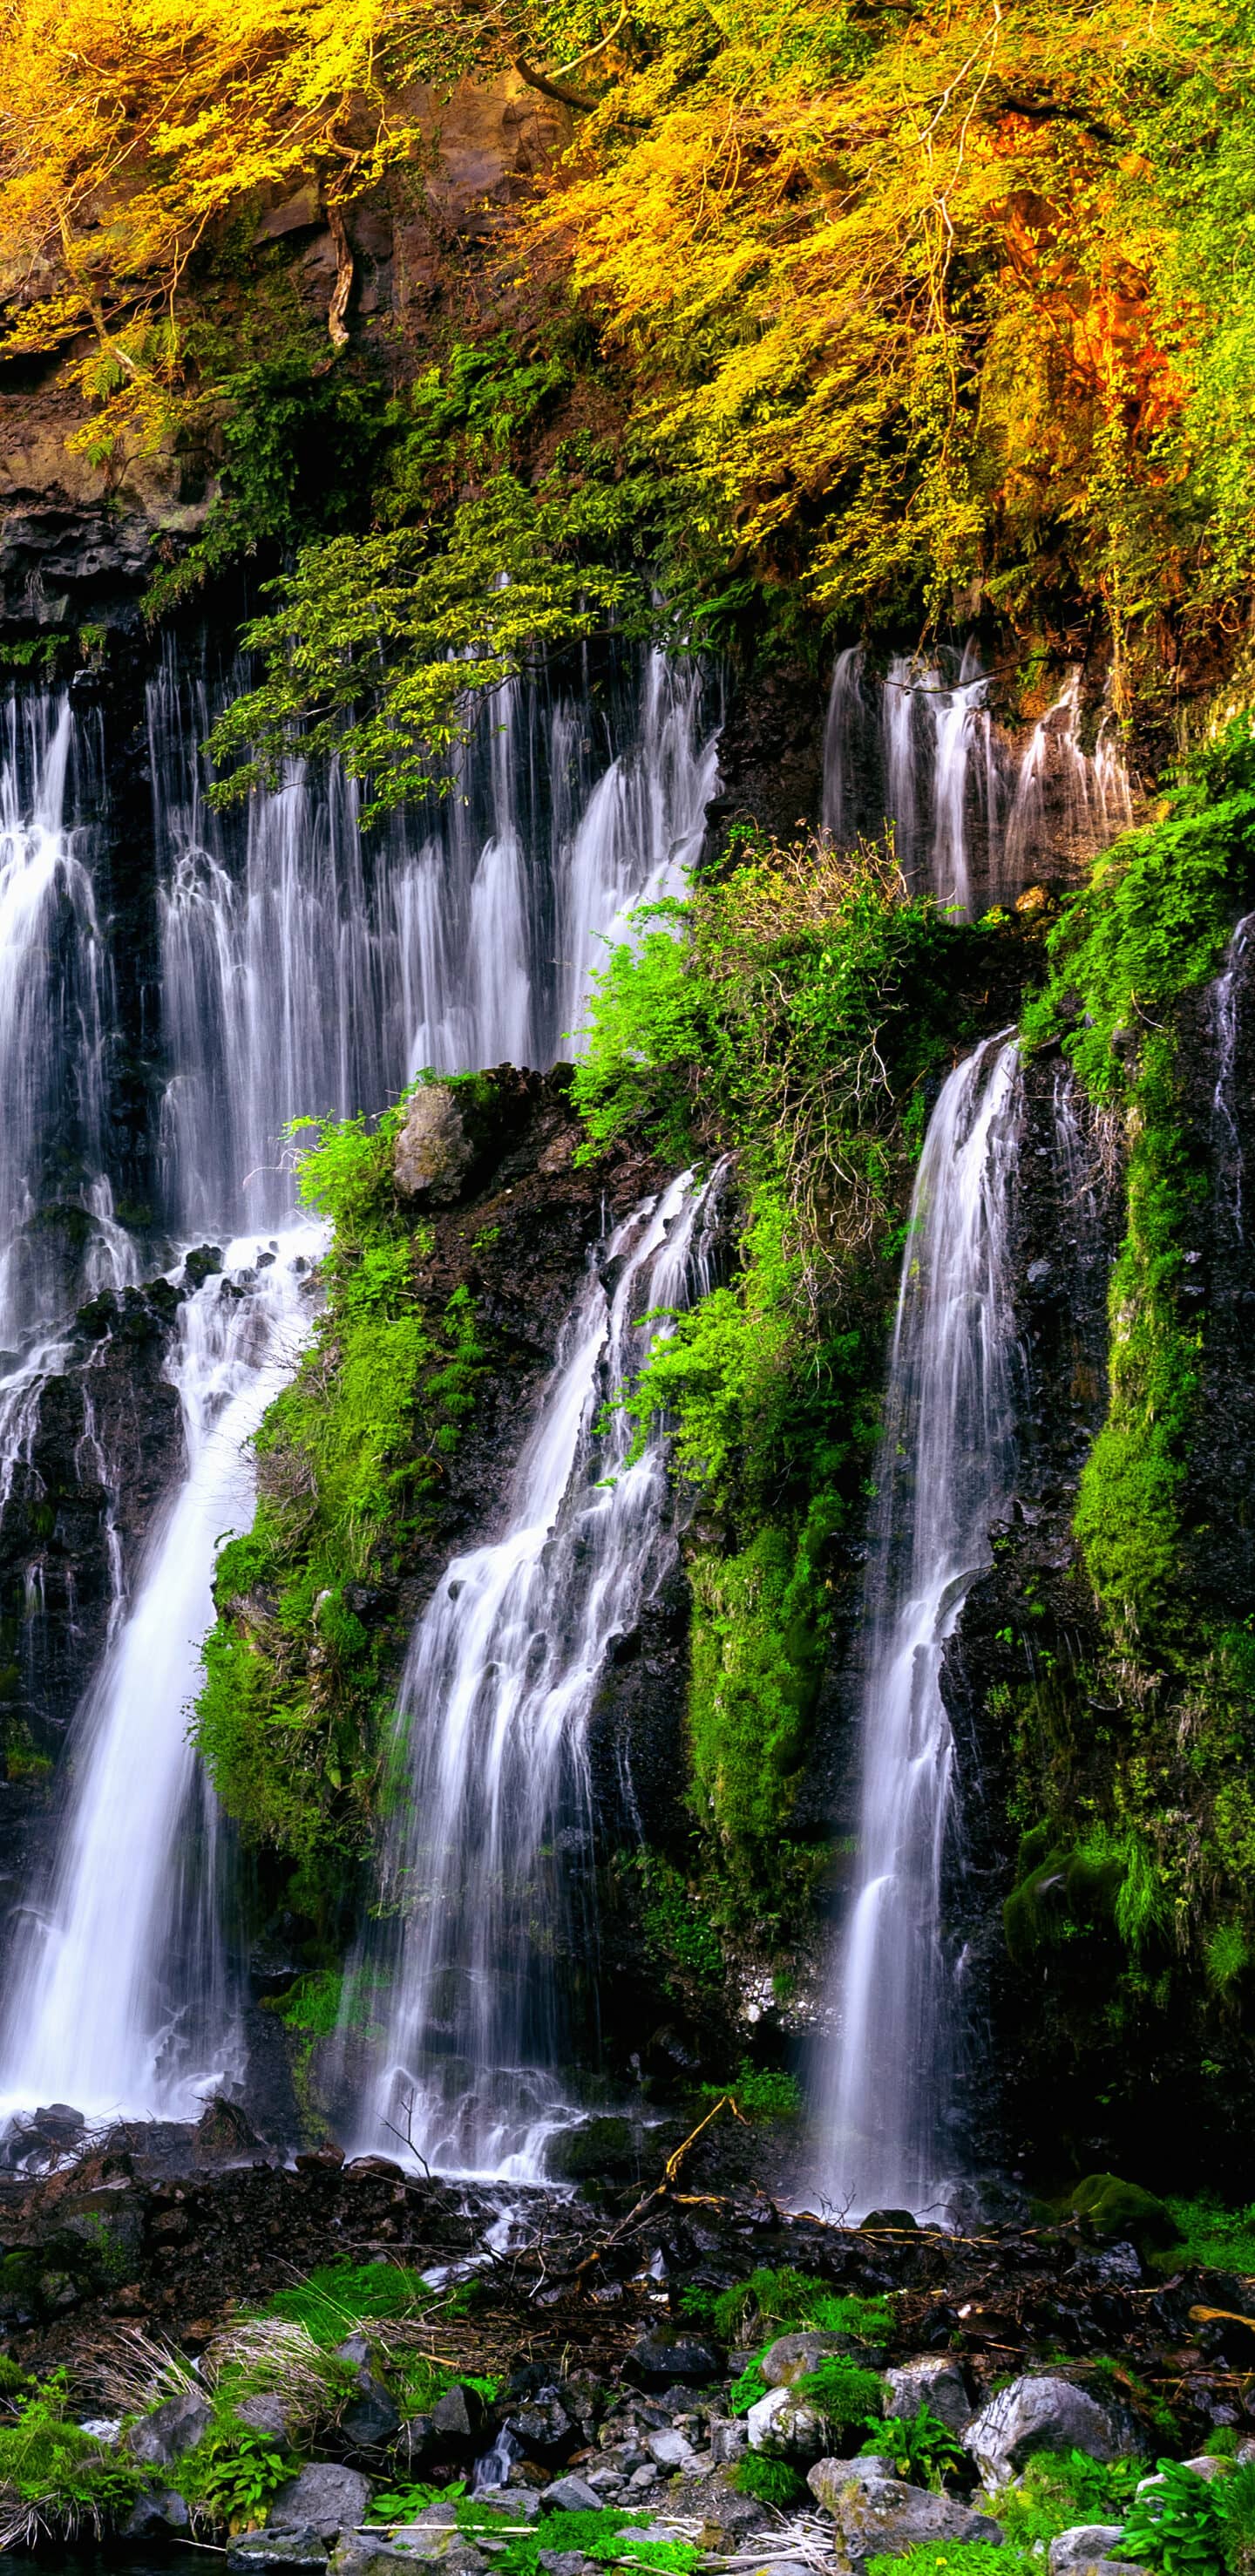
[355,1170,715,2178]
[821,647,1132,917]
[0,1232,322,2122]
[817,1037,1023,2216]
[0,643,719,2134]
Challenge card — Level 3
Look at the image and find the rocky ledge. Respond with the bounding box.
[0,2110,1250,2573]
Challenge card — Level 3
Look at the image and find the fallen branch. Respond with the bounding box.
[566,2094,749,2290]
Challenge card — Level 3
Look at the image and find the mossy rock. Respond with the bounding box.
[1062,2172,1176,2252]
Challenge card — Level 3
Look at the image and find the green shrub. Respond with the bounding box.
[0,2372,143,2545]
[794,2355,885,2428]
[690,2266,894,2348]
[699,2063,804,2121]
[1161,2199,1255,2274]
[860,2404,967,2486]
[994,2451,1149,2551]
[1113,2459,1230,2576]
[732,2453,808,2507]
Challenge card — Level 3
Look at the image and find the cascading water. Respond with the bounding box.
[816,1037,1022,2217]
[152,643,718,1237]
[353,1170,714,2179]
[0,695,129,1354]
[0,1234,321,2122]
[821,649,1131,916]
[0,634,719,2131]
[1211,914,1254,1246]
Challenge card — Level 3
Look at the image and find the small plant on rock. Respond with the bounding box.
[860,2404,967,2487]
[1114,2462,1230,2576]
[733,2453,808,2507]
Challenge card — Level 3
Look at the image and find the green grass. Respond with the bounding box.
[1161,2198,1255,2274]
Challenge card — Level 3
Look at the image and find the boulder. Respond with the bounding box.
[539,2476,605,2514]
[393,1085,477,1203]
[762,2333,860,2389]
[1048,2528,1129,2576]
[269,2464,374,2539]
[228,2534,329,2575]
[537,2555,590,2576]
[342,2376,402,2450]
[504,2395,572,2453]
[747,2386,830,2464]
[432,2383,485,2443]
[234,2392,295,2450]
[710,2417,748,2464]
[122,2486,192,2538]
[806,2457,1004,2572]
[127,2388,213,2467]
[647,2428,699,2471]
[1062,2176,1176,2255]
[964,2376,1125,2484]
[624,2330,724,2390]
[883,2356,973,2435]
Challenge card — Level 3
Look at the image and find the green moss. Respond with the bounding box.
[0,2371,143,2543]
[193,1083,493,1899]
[732,2453,808,2506]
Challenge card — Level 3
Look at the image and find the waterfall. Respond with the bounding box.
[0,1233,320,2123]
[1212,914,1254,1246]
[1001,671,1134,885]
[817,1037,1022,2216]
[822,650,1131,916]
[354,1170,713,2179]
[0,695,129,1353]
[153,644,718,1237]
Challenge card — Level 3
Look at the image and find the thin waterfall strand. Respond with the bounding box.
[817,1037,1022,2215]
[358,1170,714,2179]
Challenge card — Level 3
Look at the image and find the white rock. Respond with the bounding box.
[1048,2523,1126,2574]
[884,2355,973,2435]
[747,2384,830,2463]
[964,2376,1124,2485]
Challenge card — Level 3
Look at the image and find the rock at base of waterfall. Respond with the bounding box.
[228,2532,330,2575]
[126,2387,212,2465]
[122,2484,192,2538]
[883,2355,973,2432]
[433,2382,487,2443]
[539,2475,605,2513]
[394,1084,477,1202]
[234,2391,295,2450]
[762,2331,870,2388]
[806,2457,1004,2570]
[746,2384,829,2462]
[269,2463,374,2539]
[964,2375,1130,2484]
[1048,2525,1130,2575]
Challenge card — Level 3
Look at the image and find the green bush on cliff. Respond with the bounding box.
[193,1084,490,1888]
[574,833,987,1904]
[1023,719,1255,1644]
[0,2372,142,2547]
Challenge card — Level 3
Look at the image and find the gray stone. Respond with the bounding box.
[710,2417,748,2464]
[433,2383,486,2443]
[742,2564,814,2576]
[343,2376,403,2450]
[762,2333,862,2389]
[228,2533,329,2575]
[336,2335,374,2369]
[270,2464,374,2540]
[234,2392,295,2450]
[122,2486,192,2539]
[537,2555,591,2576]
[1179,2459,1234,2483]
[394,1085,476,1203]
[126,2388,212,2467]
[964,2376,1124,2484]
[539,2476,605,2514]
[807,2457,1004,2572]
[747,2385,829,2464]
[647,2428,698,2471]
[883,2356,973,2435]
[1238,2441,1255,2467]
[1048,2525,1126,2574]
[393,2413,437,2471]
[625,2330,723,2390]
[505,2397,571,2453]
